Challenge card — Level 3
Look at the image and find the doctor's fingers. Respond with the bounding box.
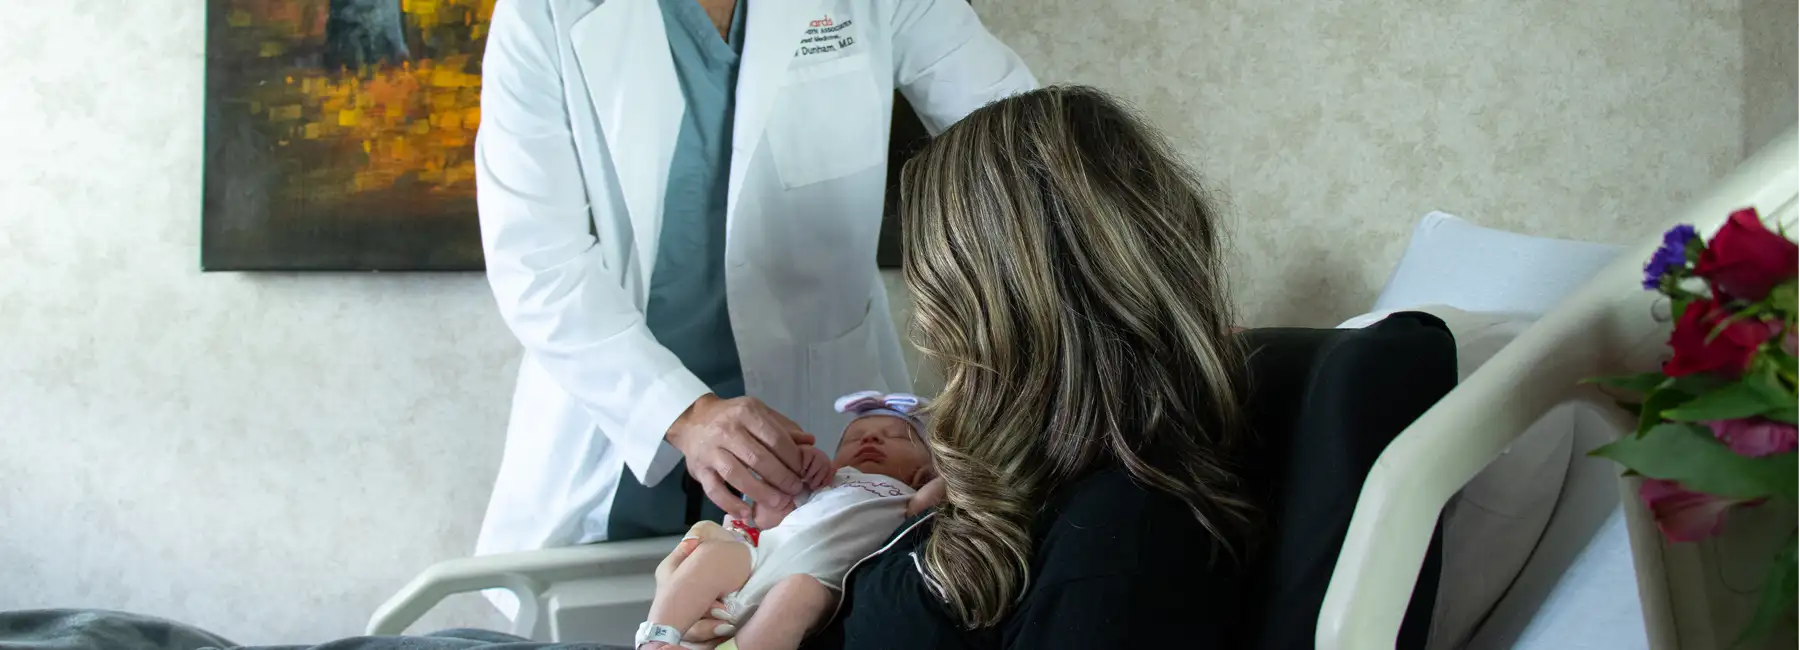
[726,435,806,496]
[715,452,795,511]
[734,406,812,475]
[758,405,815,446]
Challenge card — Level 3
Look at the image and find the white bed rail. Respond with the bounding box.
[1316,127,1800,650]
[366,534,681,638]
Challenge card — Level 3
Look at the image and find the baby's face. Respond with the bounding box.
[834,415,931,487]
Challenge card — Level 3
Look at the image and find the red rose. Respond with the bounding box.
[1662,298,1777,377]
[1693,208,1798,301]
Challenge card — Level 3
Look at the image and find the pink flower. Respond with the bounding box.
[1639,479,1758,543]
[1705,418,1799,457]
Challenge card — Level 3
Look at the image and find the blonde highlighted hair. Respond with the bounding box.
[900,86,1251,629]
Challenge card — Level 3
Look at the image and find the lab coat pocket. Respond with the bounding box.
[767,54,886,189]
[805,300,890,429]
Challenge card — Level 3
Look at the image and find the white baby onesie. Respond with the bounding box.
[719,467,915,621]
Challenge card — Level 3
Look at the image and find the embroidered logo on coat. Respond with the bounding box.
[794,14,857,58]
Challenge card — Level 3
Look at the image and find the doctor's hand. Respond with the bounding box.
[667,395,816,520]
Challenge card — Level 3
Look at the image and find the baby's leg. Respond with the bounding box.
[731,574,835,650]
[641,538,752,650]
[655,521,741,585]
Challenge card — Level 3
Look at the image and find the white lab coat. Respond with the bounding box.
[474,0,1036,560]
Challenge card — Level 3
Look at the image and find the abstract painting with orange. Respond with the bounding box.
[203,0,494,270]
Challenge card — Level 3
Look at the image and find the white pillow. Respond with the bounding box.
[1374,212,1625,316]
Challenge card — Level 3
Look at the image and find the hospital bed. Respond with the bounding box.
[367,127,1798,649]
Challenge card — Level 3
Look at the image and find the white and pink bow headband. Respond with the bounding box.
[834,390,929,434]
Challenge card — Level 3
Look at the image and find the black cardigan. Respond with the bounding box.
[804,468,1246,649]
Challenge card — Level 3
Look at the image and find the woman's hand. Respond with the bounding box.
[682,601,736,647]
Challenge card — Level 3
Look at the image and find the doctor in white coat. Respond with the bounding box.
[473,0,1036,576]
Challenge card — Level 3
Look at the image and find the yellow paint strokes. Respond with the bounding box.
[233,0,490,204]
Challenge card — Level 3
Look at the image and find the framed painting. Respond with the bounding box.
[202,0,491,271]
[201,0,930,271]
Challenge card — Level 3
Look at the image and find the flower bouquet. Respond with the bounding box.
[1589,208,1798,645]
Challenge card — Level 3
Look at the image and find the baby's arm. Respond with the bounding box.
[730,574,836,650]
[907,477,946,516]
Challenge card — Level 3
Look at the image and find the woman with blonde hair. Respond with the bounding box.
[804,85,1256,648]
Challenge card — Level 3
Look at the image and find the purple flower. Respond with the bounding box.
[1643,224,1700,290]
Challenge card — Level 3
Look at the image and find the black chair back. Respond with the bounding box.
[1239,313,1457,650]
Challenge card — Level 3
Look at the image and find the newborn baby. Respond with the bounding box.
[635,392,945,650]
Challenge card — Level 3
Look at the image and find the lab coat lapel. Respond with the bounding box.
[726,0,824,222]
[572,0,684,281]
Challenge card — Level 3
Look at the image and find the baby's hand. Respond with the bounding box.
[801,445,834,490]
[747,498,794,529]
[907,477,946,517]
[908,465,936,489]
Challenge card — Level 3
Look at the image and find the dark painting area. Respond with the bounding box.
[203,0,928,272]
[202,0,490,271]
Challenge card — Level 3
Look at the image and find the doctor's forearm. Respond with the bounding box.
[479,0,717,488]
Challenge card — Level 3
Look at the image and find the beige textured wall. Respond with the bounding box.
[0,0,1766,644]
[0,1,514,640]
[979,0,1745,325]
[1742,0,1798,154]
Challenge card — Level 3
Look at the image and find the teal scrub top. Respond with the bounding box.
[644,0,748,400]
[609,0,750,541]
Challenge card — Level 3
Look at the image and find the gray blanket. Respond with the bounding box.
[0,610,629,650]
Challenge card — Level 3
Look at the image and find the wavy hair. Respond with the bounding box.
[900,85,1252,629]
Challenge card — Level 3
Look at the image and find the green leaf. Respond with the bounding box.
[1731,533,1797,650]
[1742,367,1800,406]
[1667,373,1729,395]
[1583,372,1669,394]
[1779,351,1798,378]
[1764,405,1800,424]
[1639,386,1698,436]
[1770,280,1796,316]
[1589,423,1799,500]
[1663,381,1780,422]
